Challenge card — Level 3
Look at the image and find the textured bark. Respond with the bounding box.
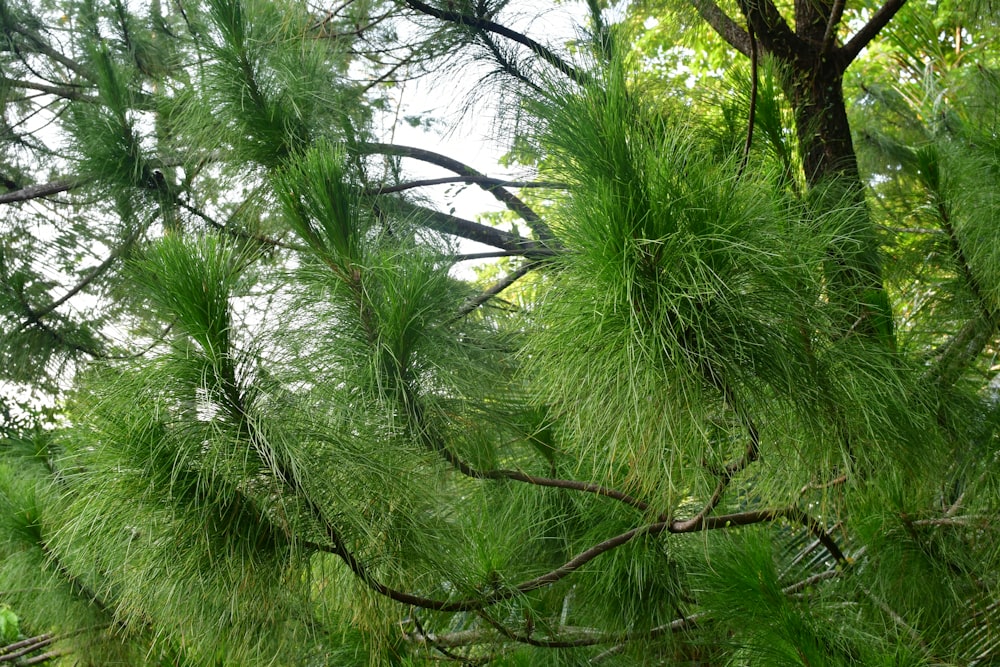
[727,0,894,341]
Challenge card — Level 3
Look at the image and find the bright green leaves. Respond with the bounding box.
[53,236,317,664]
[67,46,154,199]
[199,0,353,169]
[694,530,920,667]
[274,142,362,267]
[526,63,834,492]
[0,606,18,644]
[130,234,245,365]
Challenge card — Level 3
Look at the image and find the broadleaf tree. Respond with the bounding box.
[1,0,999,664]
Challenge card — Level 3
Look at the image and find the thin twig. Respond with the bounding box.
[454,261,537,319]
[737,19,758,181]
[365,176,565,196]
[25,222,146,323]
[402,0,591,86]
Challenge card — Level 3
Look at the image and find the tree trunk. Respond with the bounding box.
[786,57,859,186]
[783,58,891,344]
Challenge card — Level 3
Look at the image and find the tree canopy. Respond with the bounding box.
[1,0,999,665]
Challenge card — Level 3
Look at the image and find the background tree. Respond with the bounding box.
[1,0,999,665]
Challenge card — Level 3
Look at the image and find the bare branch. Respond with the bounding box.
[22,651,71,666]
[357,142,556,242]
[0,634,53,658]
[454,260,538,319]
[10,25,92,80]
[0,636,55,663]
[0,178,84,204]
[840,0,909,64]
[25,222,146,323]
[689,0,751,57]
[405,612,701,652]
[737,21,758,181]
[0,78,89,101]
[782,570,841,596]
[392,199,549,255]
[364,175,565,196]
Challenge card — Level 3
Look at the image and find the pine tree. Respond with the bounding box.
[1,0,999,665]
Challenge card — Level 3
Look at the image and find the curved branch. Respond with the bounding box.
[319,499,842,613]
[401,0,591,86]
[669,427,759,532]
[410,400,667,521]
[392,199,550,255]
[689,0,751,57]
[840,0,909,64]
[356,142,556,242]
[821,0,847,54]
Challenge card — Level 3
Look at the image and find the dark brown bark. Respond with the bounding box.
[785,54,858,186]
[726,1,895,341]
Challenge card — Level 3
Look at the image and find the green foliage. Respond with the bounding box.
[0,0,999,665]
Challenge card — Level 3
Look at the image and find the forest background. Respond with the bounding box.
[1,0,1000,665]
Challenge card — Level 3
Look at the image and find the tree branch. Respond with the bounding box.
[694,506,847,563]
[392,199,549,255]
[364,175,565,196]
[477,611,610,648]
[0,178,84,204]
[408,398,667,521]
[689,0,751,57]
[821,0,846,54]
[476,29,545,94]
[22,650,70,666]
[401,0,591,86]
[356,142,556,242]
[923,184,1000,389]
[0,78,89,101]
[454,260,538,319]
[0,636,56,663]
[319,498,842,613]
[405,610,702,651]
[25,223,146,323]
[10,25,93,80]
[840,0,909,64]
[737,21,758,181]
[667,426,759,532]
[736,0,805,61]
[0,634,53,658]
